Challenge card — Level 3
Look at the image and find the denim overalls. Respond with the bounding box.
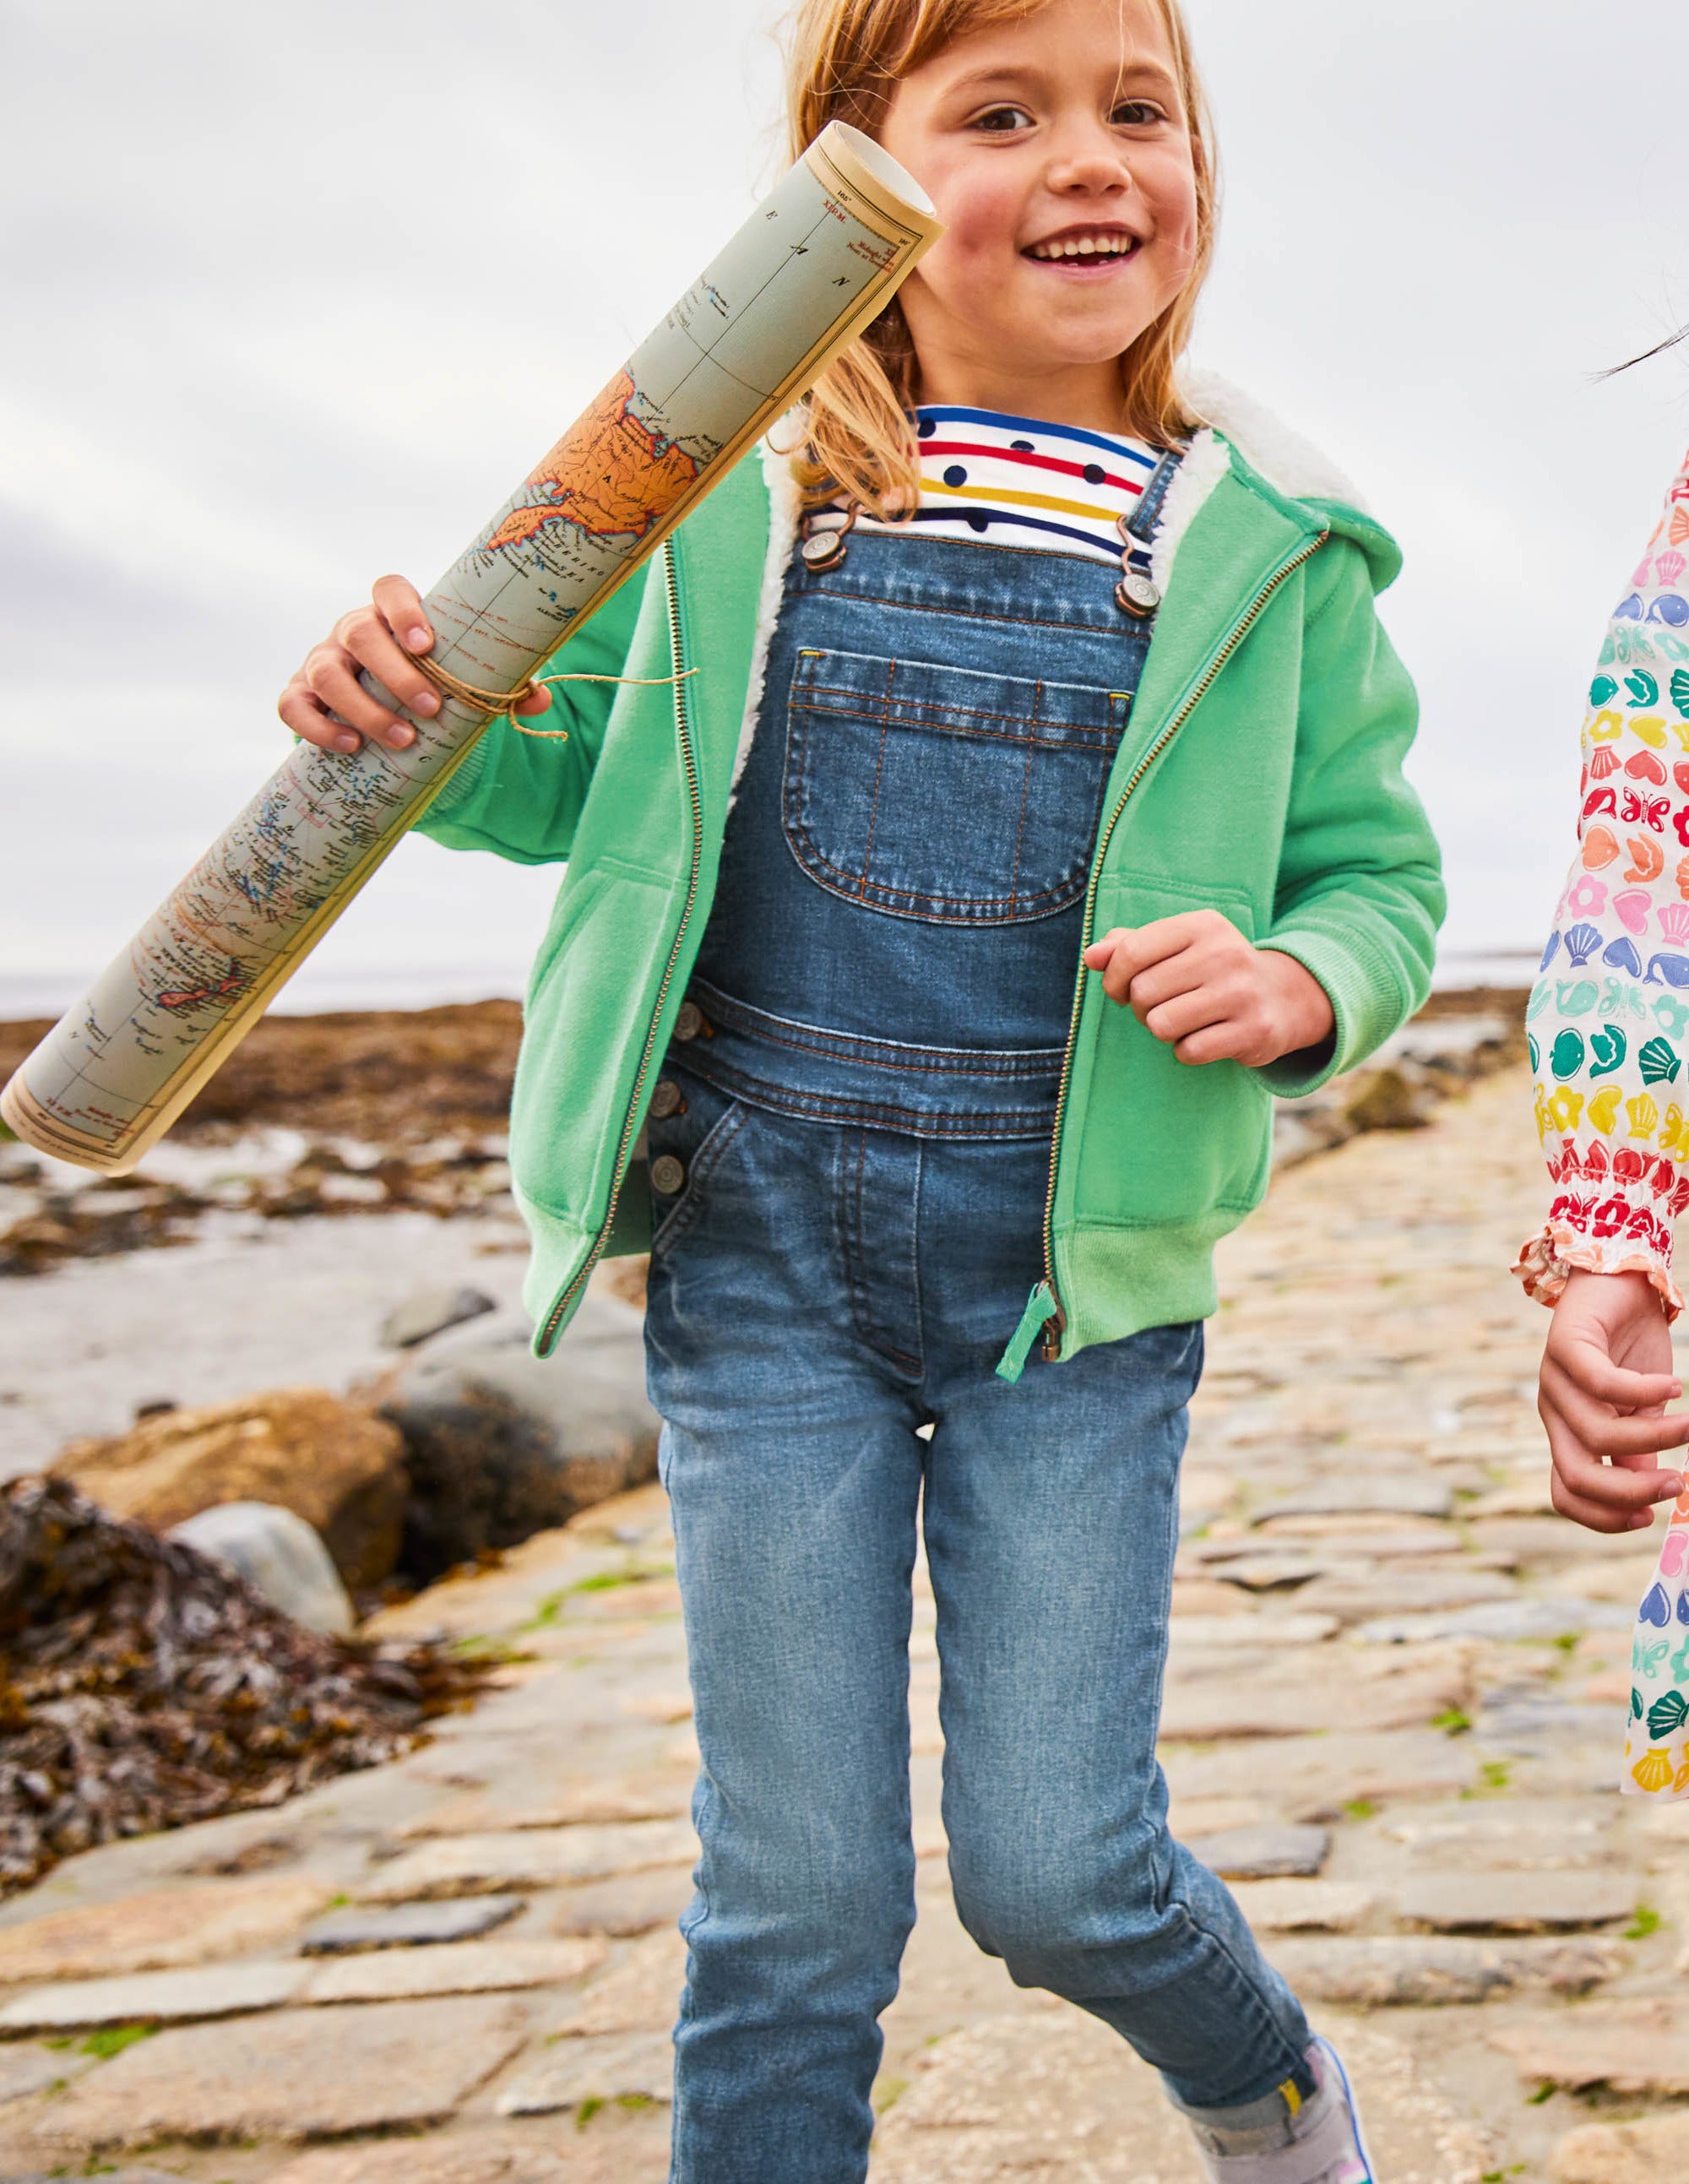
[643,481,1314,2184]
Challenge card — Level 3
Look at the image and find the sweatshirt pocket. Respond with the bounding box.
[1073,871,1274,1225]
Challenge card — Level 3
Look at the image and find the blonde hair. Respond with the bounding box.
[780,0,1218,515]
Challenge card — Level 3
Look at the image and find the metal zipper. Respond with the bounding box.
[539,537,706,1353]
[1034,530,1332,1361]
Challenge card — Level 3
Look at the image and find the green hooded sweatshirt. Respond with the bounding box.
[417,380,1444,1379]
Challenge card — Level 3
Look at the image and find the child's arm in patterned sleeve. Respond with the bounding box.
[1520,451,1689,1529]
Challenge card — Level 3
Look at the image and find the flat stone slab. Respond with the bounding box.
[0,2040,96,2103]
[551,1865,695,1938]
[1208,1554,1331,1592]
[1169,1729,1479,1816]
[1185,1823,1331,1879]
[554,1926,686,2036]
[301,1894,524,1953]
[1228,1881,1377,1933]
[0,1873,329,1983]
[1253,1476,1455,1522]
[399,1778,692,1838]
[496,2030,676,2115]
[1165,1614,1340,1650]
[1357,1597,1631,1645]
[1491,2000,1689,2094]
[1,2172,190,2184]
[264,2119,671,2184]
[306,1937,606,2004]
[1297,1569,1517,1622]
[0,1958,307,2032]
[867,2009,1493,2181]
[356,1819,698,1901]
[1160,1667,1458,1741]
[1270,1934,1619,2006]
[1396,1872,1636,1933]
[1551,2114,1683,2182]
[27,1995,530,2149]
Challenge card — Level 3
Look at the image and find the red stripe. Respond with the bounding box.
[918,438,1146,495]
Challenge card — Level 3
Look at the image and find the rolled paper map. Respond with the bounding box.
[1621,1485,1689,1798]
[3,123,939,1174]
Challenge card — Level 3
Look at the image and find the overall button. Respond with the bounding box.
[649,1078,684,1120]
[1115,569,1161,617]
[673,1001,704,1042]
[650,1154,687,1196]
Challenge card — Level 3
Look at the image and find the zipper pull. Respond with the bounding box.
[996,1280,1058,1385]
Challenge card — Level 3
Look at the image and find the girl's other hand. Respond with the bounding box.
[277,574,551,753]
[1540,1269,1687,1533]
[1084,912,1333,1067]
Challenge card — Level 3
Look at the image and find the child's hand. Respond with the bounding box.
[1539,1269,1687,1532]
[277,575,551,754]
[1083,911,1333,1067]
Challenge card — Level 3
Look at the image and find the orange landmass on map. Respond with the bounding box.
[483,370,703,556]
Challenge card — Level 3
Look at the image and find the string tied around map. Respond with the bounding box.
[399,644,698,742]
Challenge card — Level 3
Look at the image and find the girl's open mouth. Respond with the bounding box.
[1021,230,1144,275]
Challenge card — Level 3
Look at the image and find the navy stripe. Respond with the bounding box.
[915,405,1159,468]
[861,506,1117,554]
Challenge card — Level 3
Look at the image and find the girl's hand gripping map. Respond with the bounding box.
[2,124,939,1175]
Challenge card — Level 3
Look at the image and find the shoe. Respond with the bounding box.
[1183,2037,1375,2183]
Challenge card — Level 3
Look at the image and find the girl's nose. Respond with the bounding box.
[1044,136,1135,198]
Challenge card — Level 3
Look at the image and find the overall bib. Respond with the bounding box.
[643,497,1312,2183]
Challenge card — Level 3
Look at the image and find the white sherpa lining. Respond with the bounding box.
[730,437,805,805]
[736,382,1366,787]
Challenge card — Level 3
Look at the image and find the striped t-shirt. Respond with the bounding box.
[850,405,1164,564]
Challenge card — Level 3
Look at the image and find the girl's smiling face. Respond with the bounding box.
[877,0,1201,428]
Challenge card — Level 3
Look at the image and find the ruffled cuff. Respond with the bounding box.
[1512,1222,1685,1321]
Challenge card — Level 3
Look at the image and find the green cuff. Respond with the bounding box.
[1252,926,1407,1100]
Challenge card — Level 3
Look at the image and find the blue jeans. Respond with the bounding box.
[645,1071,1313,2184]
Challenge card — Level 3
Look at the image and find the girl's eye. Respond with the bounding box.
[971,104,1034,134]
[1111,101,1166,128]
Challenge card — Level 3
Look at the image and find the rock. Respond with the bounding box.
[27,1995,530,2149]
[1160,1666,1459,1741]
[554,1926,687,2035]
[1344,1066,1433,1133]
[495,2030,675,2115]
[1395,1872,1636,1931]
[355,1818,698,1901]
[0,1874,329,1983]
[1355,1596,1629,1645]
[53,1388,407,1589]
[300,1895,524,1953]
[1185,1823,1331,1879]
[379,1296,660,1581]
[1208,1554,1330,1592]
[867,2011,1495,2183]
[551,1865,696,1938]
[1,2173,188,2184]
[1270,1934,1618,2006]
[1163,1728,1480,1815]
[1297,1568,1515,1622]
[1165,1613,1340,1650]
[0,2041,96,2103]
[380,1284,497,1350]
[1551,2114,1684,2182]
[398,1776,692,1838]
[265,2122,670,2184]
[0,1959,307,2031]
[1254,1475,1455,1523]
[1228,1880,1377,1932]
[1491,2000,1689,2094]
[304,1937,606,2003]
[168,1501,354,1636]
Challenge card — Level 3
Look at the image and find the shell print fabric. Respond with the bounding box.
[1622,1488,1689,1797]
[1518,446,1689,1801]
[1518,445,1689,1322]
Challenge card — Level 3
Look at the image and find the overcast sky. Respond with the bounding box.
[3,0,1688,1011]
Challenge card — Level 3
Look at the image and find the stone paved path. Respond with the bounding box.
[4,1066,1688,2181]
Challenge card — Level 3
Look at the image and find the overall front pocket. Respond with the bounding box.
[782,647,1132,926]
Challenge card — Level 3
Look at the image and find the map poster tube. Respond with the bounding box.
[3,124,940,1176]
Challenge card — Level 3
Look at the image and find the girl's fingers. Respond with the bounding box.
[279,681,361,754]
[1143,986,1226,1046]
[1548,1465,1657,1534]
[305,651,411,746]
[1552,1339,1681,1412]
[1173,1018,1261,1067]
[372,573,433,655]
[1540,1355,1689,1462]
[335,615,440,736]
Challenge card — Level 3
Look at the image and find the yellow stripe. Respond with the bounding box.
[920,475,1118,524]
[1278,2078,1303,2117]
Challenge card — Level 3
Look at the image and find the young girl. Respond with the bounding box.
[282,2,1442,2175]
